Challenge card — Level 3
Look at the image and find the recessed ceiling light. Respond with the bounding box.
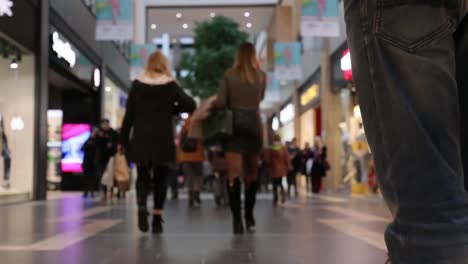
[182,23,189,29]
[176,12,182,19]
[246,22,253,28]
[210,12,216,18]
[244,11,250,18]
[105,86,112,92]
[151,24,157,30]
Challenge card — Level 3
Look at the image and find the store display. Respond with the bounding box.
[0,117,10,189]
[47,110,63,189]
[61,124,91,173]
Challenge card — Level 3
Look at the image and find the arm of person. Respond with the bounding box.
[120,82,137,148]
[174,83,196,114]
[213,74,228,109]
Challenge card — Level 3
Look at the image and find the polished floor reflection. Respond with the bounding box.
[0,193,390,263]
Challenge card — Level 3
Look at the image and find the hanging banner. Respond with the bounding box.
[96,0,134,41]
[130,44,157,79]
[274,42,303,81]
[301,0,340,37]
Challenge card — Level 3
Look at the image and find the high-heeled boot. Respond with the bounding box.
[227,178,244,234]
[245,181,258,233]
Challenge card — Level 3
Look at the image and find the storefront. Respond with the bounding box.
[102,77,128,129]
[0,1,39,202]
[47,27,102,191]
[299,70,321,149]
[334,44,375,194]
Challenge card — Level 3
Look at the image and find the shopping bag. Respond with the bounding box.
[101,157,115,188]
[114,152,130,192]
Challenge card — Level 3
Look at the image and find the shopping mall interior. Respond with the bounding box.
[0,0,404,263]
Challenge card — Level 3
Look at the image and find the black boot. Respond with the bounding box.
[137,206,149,233]
[245,181,258,233]
[228,178,244,235]
[152,214,164,234]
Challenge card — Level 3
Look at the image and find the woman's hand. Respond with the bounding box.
[192,96,217,121]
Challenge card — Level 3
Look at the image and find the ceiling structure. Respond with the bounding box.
[146,5,276,41]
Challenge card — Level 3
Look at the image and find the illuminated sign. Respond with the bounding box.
[0,0,13,17]
[341,48,353,81]
[272,117,279,131]
[280,104,295,124]
[93,68,101,88]
[52,32,77,68]
[301,84,319,106]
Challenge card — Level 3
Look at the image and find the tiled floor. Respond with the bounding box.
[0,192,390,264]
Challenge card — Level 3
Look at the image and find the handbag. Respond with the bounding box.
[181,130,198,152]
[203,109,233,145]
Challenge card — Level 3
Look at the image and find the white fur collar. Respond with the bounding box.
[137,74,174,85]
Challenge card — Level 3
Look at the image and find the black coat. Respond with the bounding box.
[120,79,196,165]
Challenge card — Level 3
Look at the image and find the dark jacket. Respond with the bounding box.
[82,137,98,172]
[311,147,328,178]
[120,76,196,165]
[96,128,119,165]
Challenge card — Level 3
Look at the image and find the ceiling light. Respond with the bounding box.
[176,12,182,19]
[244,11,250,18]
[105,86,112,92]
[10,59,18,69]
[182,23,188,29]
[246,22,253,28]
[210,12,216,18]
[151,24,157,30]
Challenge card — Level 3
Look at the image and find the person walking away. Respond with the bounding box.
[265,134,291,206]
[120,51,196,234]
[96,119,119,201]
[302,143,314,192]
[177,116,205,208]
[213,42,266,234]
[345,2,468,263]
[287,138,302,197]
[81,129,98,198]
[310,137,328,194]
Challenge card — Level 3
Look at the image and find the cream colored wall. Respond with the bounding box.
[300,108,316,148]
[0,55,35,194]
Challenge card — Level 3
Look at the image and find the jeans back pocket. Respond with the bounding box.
[375,0,455,52]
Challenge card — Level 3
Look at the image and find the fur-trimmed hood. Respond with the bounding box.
[136,74,174,85]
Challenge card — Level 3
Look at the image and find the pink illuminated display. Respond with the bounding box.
[61,124,91,173]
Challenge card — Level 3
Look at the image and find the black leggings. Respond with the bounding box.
[272,178,284,198]
[136,165,169,210]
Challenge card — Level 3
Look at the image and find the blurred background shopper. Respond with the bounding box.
[214,42,266,234]
[265,134,291,206]
[120,51,196,234]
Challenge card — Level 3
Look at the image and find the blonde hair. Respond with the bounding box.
[145,51,173,78]
[233,42,263,85]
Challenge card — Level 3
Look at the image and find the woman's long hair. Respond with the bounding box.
[233,42,263,85]
[145,51,173,78]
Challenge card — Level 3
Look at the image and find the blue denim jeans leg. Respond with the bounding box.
[344,0,468,262]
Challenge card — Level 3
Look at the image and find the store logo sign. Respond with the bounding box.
[93,68,101,88]
[341,48,353,81]
[52,32,76,68]
[0,0,13,17]
[301,84,319,106]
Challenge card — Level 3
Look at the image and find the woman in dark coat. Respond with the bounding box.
[214,42,266,234]
[310,138,328,194]
[120,51,196,234]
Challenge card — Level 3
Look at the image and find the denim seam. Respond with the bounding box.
[375,19,454,53]
[361,0,402,243]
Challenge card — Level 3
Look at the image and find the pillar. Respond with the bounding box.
[321,39,344,191]
[33,0,50,200]
[293,84,301,146]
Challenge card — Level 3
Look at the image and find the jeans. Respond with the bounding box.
[136,165,168,210]
[344,0,468,262]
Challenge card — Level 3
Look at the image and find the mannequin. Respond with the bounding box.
[0,117,11,189]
